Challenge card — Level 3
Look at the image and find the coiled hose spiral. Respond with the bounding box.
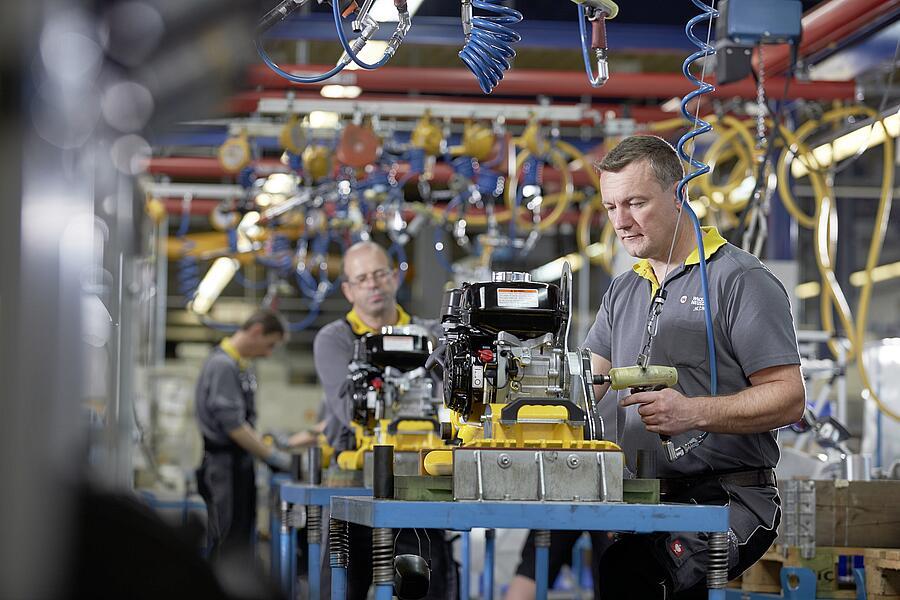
[458,0,522,94]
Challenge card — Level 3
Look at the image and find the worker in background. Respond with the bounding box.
[195,309,293,560]
[315,240,456,600]
[509,135,805,600]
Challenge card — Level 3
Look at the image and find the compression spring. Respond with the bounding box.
[458,0,523,94]
[706,531,729,588]
[372,527,394,584]
[306,505,322,545]
[329,518,350,568]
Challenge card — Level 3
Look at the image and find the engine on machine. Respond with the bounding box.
[336,325,447,479]
[425,264,625,502]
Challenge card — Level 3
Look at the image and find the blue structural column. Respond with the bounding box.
[534,530,551,600]
[279,500,293,597]
[483,529,495,600]
[461,531,471,600]
[270,477,281,583]
[308,505,323,600]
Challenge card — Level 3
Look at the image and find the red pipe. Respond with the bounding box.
[159,196,603,228]
[758,0,900,76]
[246,65,855,100]
[147,157,598,187]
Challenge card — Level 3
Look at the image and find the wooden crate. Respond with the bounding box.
[734,545,787,593]
[785,546,864,599]
[736,545,866,598]
[779,480,900,549]
[865,548,900,600]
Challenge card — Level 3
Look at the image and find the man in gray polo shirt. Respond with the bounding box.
[195,309,292,559]
[315,240,455,600]
[584,135,805,598]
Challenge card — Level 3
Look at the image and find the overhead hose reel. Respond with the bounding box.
[458,0,523,94]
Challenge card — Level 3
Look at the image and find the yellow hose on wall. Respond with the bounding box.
[776,106,898,421]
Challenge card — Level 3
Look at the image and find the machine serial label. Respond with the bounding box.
[383,336,414,351]
[472,365,484,388]
[496,288,539,308]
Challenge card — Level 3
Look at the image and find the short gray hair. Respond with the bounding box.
[595,135,684,191]
[341,240,391,278]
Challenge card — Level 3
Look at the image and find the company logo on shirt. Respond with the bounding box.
[690,296,705,312]
[670,539,686,557]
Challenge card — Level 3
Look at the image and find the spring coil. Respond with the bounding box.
[307,505,322,545]
[329,518,350,568]
[674,0,719,397]
[372,527,394,584]
[534,529,551,548]
[458,0,523,94]
[706,531,729,588]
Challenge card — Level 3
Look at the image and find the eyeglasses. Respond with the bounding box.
[347,268,394,287]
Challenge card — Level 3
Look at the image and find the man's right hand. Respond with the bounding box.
[265,448,292,472]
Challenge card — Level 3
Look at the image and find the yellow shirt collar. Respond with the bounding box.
[632,227,728,294]
[220,337,249,370]
[346,305,411,336]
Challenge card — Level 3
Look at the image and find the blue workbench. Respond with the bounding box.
[276,482,371,600]
[329,497,731,600]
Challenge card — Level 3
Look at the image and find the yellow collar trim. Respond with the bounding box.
[220,338,249,370]
[346,305,411,336]
[632,227,728,294]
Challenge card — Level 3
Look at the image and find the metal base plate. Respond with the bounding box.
[452,448,624,502]
[363,451,423,489]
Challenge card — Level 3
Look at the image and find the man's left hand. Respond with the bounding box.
[620,388,701,436]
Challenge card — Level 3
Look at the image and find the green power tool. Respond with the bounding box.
[593,365,686,461]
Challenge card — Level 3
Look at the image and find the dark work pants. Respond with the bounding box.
[515,482,779,599]
[596,482,780,599]
[321,524,458,600]
[197,449,257,560]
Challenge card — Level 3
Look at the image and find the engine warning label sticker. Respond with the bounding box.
[496,288,539,308]
[383,336,414,351]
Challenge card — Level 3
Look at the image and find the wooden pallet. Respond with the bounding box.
[734,545,874,598]
[865,548,900,600]
[733,545,787,593]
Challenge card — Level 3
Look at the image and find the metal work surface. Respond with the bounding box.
[329,497,729,532]
[453,448,624,502]
[279,482,371,505]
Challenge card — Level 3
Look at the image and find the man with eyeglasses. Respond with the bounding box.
[314,240,457,600]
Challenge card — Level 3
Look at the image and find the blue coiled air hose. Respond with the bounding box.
[458,0,523,94]
[675,0,719,396]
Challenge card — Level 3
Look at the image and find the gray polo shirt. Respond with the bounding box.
[584,229,801,479]
[314,310,441,452]
[195,346,257,448]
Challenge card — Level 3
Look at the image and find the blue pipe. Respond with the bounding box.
[279,516,292,596]
[331,564,348,600]
[483,529,495,600]
[309,542,322,600]
[674,0,719,395]
[461,531,471,600]
[255,37,348,84]
[534,544,550,600]
[332,0,393,70]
